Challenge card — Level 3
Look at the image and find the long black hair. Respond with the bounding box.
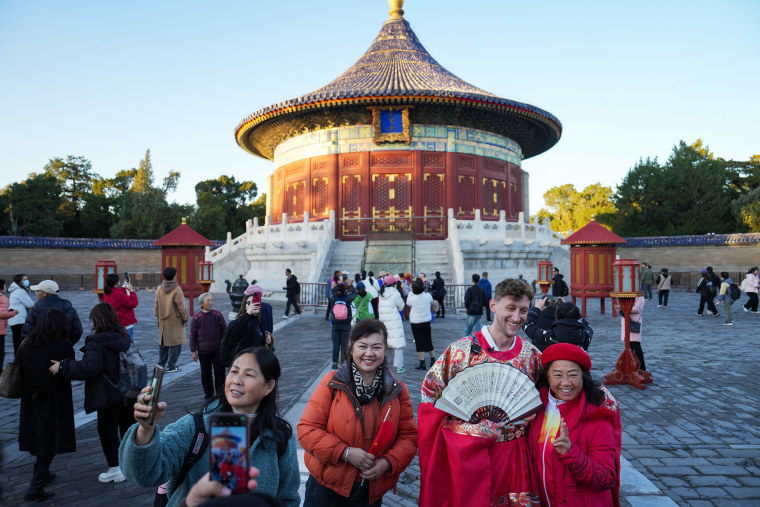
[104,273,120,295]
[26,308,70,346]
[12,274,30,294]
[202,347,292,456]
[89,302,130,339]
[535,361,605,406]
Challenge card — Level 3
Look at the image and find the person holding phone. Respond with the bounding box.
[103,273,139,341]
[119,347,300,507]
[298,319,418,506]
[220,293,268,367]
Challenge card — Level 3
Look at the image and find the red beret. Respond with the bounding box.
[541,343,592,371]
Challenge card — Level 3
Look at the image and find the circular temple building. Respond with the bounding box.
[235,0,561,240]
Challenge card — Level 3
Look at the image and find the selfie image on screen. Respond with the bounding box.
[210,425,248,493]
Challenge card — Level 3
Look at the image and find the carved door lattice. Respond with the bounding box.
[372,173,412,233]
[285,181,305,220]
[312,177,328,217]
[423,173,445,235]
[458,175,475,215]
[482,178,505,217]
[341,175,362,236]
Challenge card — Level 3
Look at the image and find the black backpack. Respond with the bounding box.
[729,283,741,301]
[560,280,569,297]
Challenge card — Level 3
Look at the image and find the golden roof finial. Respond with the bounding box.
[388,0,404,19]
[181,217,187,224]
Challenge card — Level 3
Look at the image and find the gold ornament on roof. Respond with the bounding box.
[388,0,404,19]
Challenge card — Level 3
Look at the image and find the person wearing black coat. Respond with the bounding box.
[523,298,593,352]
[18,308,76,502]
[282,269,302,318]
[696,270,720,317]
[431,272,446,318]
[20,280,83,345]
[220,293,266,367]
[50,303,132,484]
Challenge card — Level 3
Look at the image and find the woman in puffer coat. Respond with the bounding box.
[377,276,406,374]
[8,274,35,357]
[524,299,593,352]
[298,319,417,506]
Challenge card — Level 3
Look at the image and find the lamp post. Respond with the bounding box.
[198,261,215,294]
[604,258,652,390]
[537,260,553,296]
[93,260,117,302]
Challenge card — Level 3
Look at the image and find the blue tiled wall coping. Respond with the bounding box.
[0,236,225,249]
[622,234,760,247]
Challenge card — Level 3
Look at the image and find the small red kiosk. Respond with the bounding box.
[152,219,214,315]
[561,220,626,317]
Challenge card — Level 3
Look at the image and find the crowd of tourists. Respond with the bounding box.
[6,262,756,506]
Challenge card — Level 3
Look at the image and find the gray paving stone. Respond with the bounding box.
[659,476,689,488]
[647,466,699,475]
[660,457,712,467]
[694,465,751,476]
[725,487,760,499]
[686,475,741,487]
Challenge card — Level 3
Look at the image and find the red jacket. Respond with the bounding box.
[528,386,622,507]
[298,363,417,504]
[103,287,138,327]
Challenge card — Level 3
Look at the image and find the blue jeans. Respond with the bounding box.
[464,314,483,337]
[642,284,652,300]
[158,344,181,369]
[331,324,351,363]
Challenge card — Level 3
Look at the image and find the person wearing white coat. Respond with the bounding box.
[378,276,407,373]
[8,274,35,358]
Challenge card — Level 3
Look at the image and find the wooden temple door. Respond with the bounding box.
[341,174,362,237]
[422,172,445,237]
[371,173,412,234]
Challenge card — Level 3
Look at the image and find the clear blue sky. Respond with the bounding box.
[1,0,758,215]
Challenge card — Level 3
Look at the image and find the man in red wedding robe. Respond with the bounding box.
[419,278,542,507]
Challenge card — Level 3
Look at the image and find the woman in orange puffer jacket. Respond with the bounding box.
[298,319,417,506]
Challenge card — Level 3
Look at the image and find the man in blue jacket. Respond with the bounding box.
[20,279,83,345]
[478,271,493,323]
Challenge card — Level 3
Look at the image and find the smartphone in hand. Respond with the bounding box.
[251,291,262,305]
[210,413,250,494]
[146,366,165,426]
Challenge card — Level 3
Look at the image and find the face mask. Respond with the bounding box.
[23,280,30,287]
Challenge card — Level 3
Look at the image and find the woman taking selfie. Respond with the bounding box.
[119,347,299,507]
[220,293,268,367]
[298,319,417,506]
[528,343,622,506]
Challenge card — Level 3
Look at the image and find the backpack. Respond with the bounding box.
[153,413,209,507]
[560,280,569,297]
[103,342,148,399]
[332,299,351,323]
[729,283,741,301]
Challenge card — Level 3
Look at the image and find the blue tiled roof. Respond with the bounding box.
[0,236,225,249]
[622,234,760,247]
[236,15,561,160]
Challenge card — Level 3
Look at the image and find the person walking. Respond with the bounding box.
[464,274,487,337]
[324,271,341,321]
[328,283,355,369]
[696,270,720,318]
[352,282,376,321]
[478,271,493,323]
[616,296,646,371]
[406,278,435,370]
[0,279,19,370]
[282,269,302,319]
[21,280,83,345]
[103,273,138,341]
[154,267,188,373]
[431,271,446,318]
[741,267,759,313]
[190,293,227,399]
[717,272,737,326]
[7,273,35,359]
[640,263,654,301]
[18,308,76,502]
[551,268,568,297]
[655,268,672,308]
[378,276,406,374]
[50,303,133,483]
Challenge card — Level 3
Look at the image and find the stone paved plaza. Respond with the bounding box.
[2,287,759,505]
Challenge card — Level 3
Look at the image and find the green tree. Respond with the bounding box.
[613,141,735,236]
[0,174,64,236]
[188,175,259,239]
[732,187,760,232]
[540,183,616,234]
[43,155,99,236]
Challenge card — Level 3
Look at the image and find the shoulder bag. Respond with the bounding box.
[0,340,26,398]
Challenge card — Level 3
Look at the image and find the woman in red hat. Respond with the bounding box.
[527,343,622,507]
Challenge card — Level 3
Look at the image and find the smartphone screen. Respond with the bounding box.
[146,366,165,426]
[210,413,250,494]
[251,292,262,304]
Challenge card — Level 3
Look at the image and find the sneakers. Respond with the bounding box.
[658,305,663,308]
[753,311,760,314]
[332,362,338,369]
[396,367,406,374]
[98,466,126,483]
[165,366,181,373]
[282,315,289,319]
[743,307,750,313]
[724,321,733,326]
[696,313,703,316]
